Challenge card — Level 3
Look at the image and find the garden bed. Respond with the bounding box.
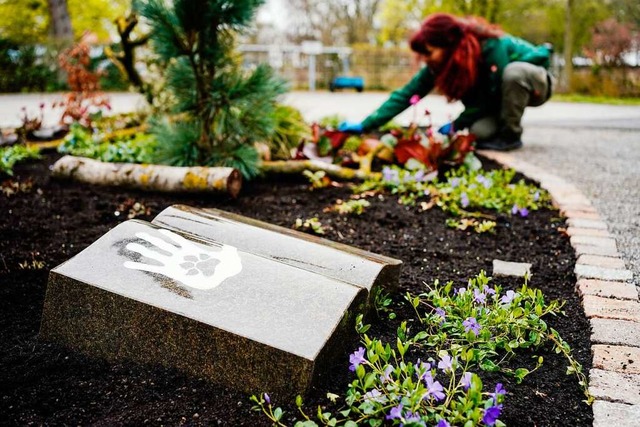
[0,152,592,426]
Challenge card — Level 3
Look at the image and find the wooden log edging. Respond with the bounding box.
[478,149,640,427]
[52,155,242,197]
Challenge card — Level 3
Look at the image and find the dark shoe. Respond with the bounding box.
[475,136,523,151]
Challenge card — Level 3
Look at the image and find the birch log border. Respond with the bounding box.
[52,155,242,197]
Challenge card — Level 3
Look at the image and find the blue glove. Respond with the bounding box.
[338,121,364,133]
[438,122,453,135]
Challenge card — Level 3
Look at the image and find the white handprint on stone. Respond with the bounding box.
[124,229,242,290]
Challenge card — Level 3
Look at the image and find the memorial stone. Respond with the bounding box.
[40,209,402,398]
[152,205,402,300]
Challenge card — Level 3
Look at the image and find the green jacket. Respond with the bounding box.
[361,35,552,131]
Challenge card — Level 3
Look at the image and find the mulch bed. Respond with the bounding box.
[0,152,593,426]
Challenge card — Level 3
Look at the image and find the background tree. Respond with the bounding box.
[285,0,382,45]
[136,0,287,178]
[586,18,633,67]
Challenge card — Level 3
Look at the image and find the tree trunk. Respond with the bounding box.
[562,0,574,92]
[47,0,73,41]
[52,156,242,196]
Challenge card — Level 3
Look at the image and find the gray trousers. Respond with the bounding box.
[471,62,554,140]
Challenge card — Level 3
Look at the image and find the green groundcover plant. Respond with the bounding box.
[352,165,550,233]
[252,272,591,426]
[0,144,41,176]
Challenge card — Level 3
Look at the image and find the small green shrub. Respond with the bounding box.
[0,145,41,176]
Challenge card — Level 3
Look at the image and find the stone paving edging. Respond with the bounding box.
[477,150,640,427]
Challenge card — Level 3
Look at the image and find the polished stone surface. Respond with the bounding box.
[152,205,402,296]
[40,220,366,397]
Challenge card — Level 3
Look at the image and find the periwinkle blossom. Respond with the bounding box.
[386,404,403,420]
[455,287,466,296]
[263,393,270,404]
[473,288,486,304]
[483,285,496,296]
[460,192,470,208]
[437,420,451,427]
[349,347,366,371]
[414,169,425,182]
[382,166,400,184]
[533,190,540,201]
[476,175,493,189]
[381,365,394,383]
[463,317,480,336]
[482,404,503,426]
[404,411,425,426]
[460,371,473,390]
[449,177,461,188]
[490,383,507,403]
[423,376,445,401]
[417,361,433,382]
[437,354,453,372]
[501,290,517,304]
[511,204,529,217]
[435,307,446,322]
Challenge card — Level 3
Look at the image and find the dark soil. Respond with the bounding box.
[0,152,593,426]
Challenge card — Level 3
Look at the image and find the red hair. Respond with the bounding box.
[410,13,503,100]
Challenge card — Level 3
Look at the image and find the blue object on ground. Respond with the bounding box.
[330,76,365,92]
[338,121,364,133]
[438,122,453,135]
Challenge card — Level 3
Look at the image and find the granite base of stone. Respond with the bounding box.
[39,212,399,398]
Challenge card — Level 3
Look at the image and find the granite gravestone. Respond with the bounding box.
[152,205,402,299]
[40,209,402,397]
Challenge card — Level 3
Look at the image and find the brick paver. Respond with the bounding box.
[577,279,639,300]
[593,401,640,427]
[573,244,620,258]
[570,235,618,250]
[583,295,640,322]
[575,264,633,282]
[591,318,640,347]
[577,255,627,270]
[589,368,640,405]
[593,344,640,374]
[567,218,608,230]
[567,227,611,238]
[563,210,602,220]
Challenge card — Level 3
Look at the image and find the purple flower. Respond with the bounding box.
[449,177,460,188]
[463,317,480,336]
[381,365,394,383]
[511,204,519,215]
[476,175,492,189]
[349,347,366,371]
[414,169,425,182]
[263,393,270,404]
[382,166,399,184]
[490,383,507,404]
[501,290,516,304]
[435,307,446,322]
[460,192,470,208]
[519,207,529,217]
[423,376,445,401]
[455,287,466,295]
[437,420,451,427]
[386,404,403,420]
[474,288,486,304]
[533,191,540,201]
[417,361,433,382]
[460,372,473,390]
[483,285,496,296]
[482,405,502,426]
[404,411,424,425]
[438,355,453,372]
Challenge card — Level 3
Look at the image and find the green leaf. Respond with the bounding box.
[273,407,283,421]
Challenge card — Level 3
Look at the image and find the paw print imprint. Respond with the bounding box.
[180,254,219,276]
